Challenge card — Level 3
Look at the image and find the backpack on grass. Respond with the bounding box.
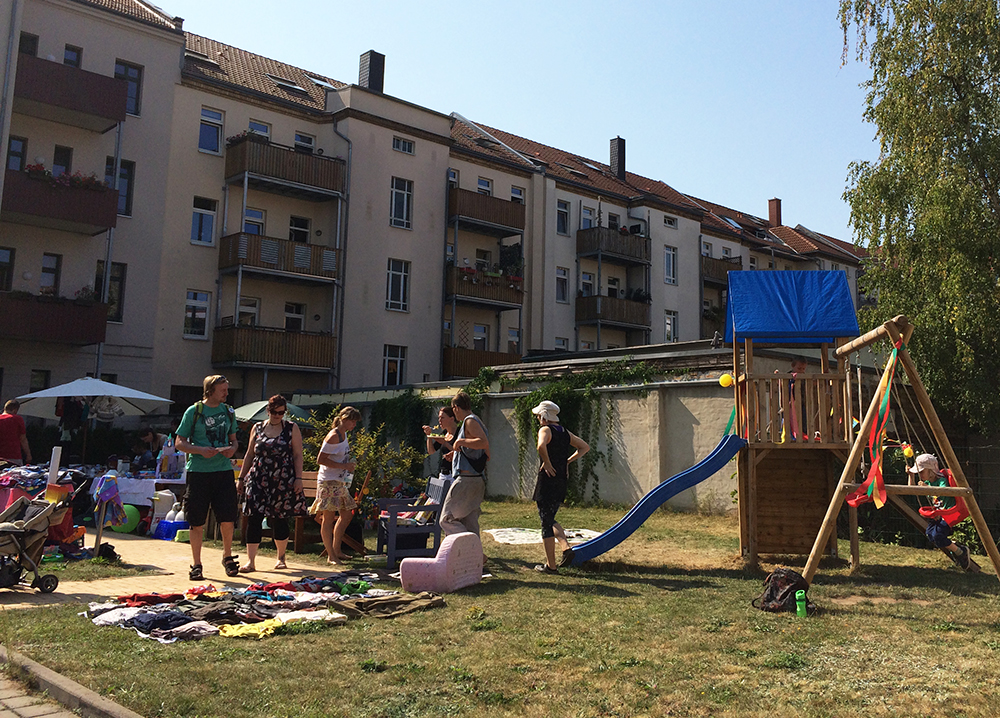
[751,567,811,613]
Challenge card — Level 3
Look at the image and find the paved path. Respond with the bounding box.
[0,676,77,718]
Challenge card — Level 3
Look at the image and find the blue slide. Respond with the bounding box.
[565,434,747,566]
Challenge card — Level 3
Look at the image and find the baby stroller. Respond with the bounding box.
[0,494,70,594]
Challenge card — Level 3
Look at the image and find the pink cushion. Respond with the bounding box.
[399,532,483,593]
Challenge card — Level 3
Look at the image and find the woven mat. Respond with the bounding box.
[484,527,601,546]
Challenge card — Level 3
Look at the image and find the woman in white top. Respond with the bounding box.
[309,406,361,564]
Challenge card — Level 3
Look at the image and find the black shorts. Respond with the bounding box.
[185,469,239,526]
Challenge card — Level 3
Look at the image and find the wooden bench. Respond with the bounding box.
[377,476,453,570]
[289,472,366,556]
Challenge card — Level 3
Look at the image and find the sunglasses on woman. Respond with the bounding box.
[269,408,286,416]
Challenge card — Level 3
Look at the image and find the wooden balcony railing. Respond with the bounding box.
[13,53,128,132]
[576,227,651,265]
[225,137,345,195]
[443,346,521,378]
[218,233,338,280]
[448,187,525,231]
[737,373,850,447]
[212,326,336,370]
[575,294,651,327]
[446,265,524,306]
[0,293,107,345]
[701,254,742,283]
[1,170,118,235]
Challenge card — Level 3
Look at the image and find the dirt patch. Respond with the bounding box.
[828,595,935,606]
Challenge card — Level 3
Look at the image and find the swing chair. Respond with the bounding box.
[803,315,1000,584]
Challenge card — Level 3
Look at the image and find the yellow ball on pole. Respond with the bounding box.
[719,373,734,388]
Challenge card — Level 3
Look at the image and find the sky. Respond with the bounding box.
[157,0,878,241]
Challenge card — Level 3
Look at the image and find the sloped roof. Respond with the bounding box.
[69,0,182,32]
[770,225,861,263]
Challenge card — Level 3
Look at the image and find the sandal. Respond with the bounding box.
[222,555,240,577]
[274,560,287,570]
[534,564,558,574]
[238,563,255,574]
[189,564,203,581]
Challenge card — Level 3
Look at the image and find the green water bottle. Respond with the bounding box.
[795,589,807,617]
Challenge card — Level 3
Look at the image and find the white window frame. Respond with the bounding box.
[832,262,841,272]
[511,186,525,204]
[383,345,407,386]
[664,245,677,285]
[477,177,492,196]
[507,328,520,354]
[722,246,732,258]
[393,137,414,154]
[608,213,620,230]
[607,276,620,298]
[243,207,265,235]
[581,272,594,297]
[248,119,271,139]
[285,302,305,332]
[191,197,217,246]
[701,241,713,258]
[289,216,310,243]
[447,168,459,188]
[199,107,223,154]
[390,177,413,229]
[555,337,569,351]
[184,290,211,339]
[664,310,678,343]
[580,340,595,351]
[555,266,569,303]
[556,200,570,235]
[238,297,260,326]
[749,256,758,270]
[385,258,410,312]
[294,132,315,153]
[581,206,595,230]
[664,215,678,229]
[475,249,492,273]
[442,320,452,347]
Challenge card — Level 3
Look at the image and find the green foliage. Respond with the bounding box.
[464,367,499,415]
[368,389,433,452]
[840,0,1000,431]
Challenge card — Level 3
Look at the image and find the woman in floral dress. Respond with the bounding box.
[237,395,307,572]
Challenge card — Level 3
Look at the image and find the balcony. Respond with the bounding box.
[13,53,128,132]
[448,188,525,235]
[443,346,521,378]
[218,233,338,283]
[576,227,651,266]
[575,294,651,328]
[225,137,345,200]
[1,170,118,235]
[212,326,336,371]
[0,293,108,345]
[701,254,742,285]
[445,265,523,308]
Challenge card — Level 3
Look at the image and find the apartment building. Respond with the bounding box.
[0,0,864,404]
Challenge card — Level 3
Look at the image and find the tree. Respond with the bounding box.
[840,0,1000,431]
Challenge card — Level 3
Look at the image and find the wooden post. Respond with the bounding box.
[848,504,859,568]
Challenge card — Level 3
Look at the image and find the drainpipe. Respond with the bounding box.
[0,0,20,196]
[332,119,351,390]
[94,120,123,378]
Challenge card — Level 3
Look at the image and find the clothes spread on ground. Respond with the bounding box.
[82,571,443,641]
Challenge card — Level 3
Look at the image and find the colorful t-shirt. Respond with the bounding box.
[177,402,238,473]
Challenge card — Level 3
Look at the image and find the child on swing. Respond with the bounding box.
[910,453,971,570]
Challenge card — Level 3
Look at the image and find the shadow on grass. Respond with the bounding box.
[811,563,998,596]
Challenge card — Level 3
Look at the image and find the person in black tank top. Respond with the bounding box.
[531,400,589,573]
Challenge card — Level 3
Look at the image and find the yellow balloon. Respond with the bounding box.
[903,446,914,458]
[719,373,734,388]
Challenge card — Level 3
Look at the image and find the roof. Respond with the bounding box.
[769,225,861,263]
[182,33,346,112]
[69,0,182,32]
[724,270,860,344]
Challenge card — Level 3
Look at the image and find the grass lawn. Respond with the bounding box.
[37,556,160,582]
[2,498,1000,718]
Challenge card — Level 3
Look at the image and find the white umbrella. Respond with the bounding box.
[233,400,312,426]
[17,377,172,420]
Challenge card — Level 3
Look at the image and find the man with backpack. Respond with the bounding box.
[441,391,489,538]
[175,375,240,580]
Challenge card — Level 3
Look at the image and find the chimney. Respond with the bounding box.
[610,136,626,181]
[359,50,385,93]
[768,197,782,228]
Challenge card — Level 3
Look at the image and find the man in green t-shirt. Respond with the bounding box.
[175,375,240,580]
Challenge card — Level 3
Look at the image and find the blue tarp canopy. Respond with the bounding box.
[725,270,859,344]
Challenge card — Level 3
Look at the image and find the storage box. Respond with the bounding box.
[152,519,189,541]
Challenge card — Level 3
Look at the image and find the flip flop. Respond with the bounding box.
[238,563,254,574]
[273,560,287,570]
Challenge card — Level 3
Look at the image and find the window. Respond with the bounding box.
[555,337,569,351]
[248,119,270,139]
[285,302,305,332]
[115,60,143,115]
[581,272,594,297]
[508,328,520,354]
[6,136,26,171]
[555,266,569,303]
[475,249,491,273]
[447,168,458,188]
[243,208,265,234]
[446,243,455,260]
[386,258,410,311]
[582,206,594,230]
[289,216,310,243]
[768,260,775,269]
[664,310,678,343]
[664,215,678,229]
[190,197,217,245]
[63,45,82,68]
[294,133,314,154]
[701,241,713,258]
[477,177,492,196]
[607,277,620,299]
[722,246,732,258]
[383,345,406,386]
[184,290,210,338]
[664,245,677,285]
[393,137,414,154]
[199,108,224,152]
[749,256,758,270]
[104,157,135,216]
[94,261,126,323]
[580,340,594,351]
[0,247,13,291]
[53,146,72,177]
[473,324,489,351]
[238,297,259,326]
[390,177,413,229]
[29,370,50,392]
[442,320,452,347]
[19,33,37,56]
[511,186,524,204]
[40,253,61,296]
[556,200,570,235]
[608,213,620,230]
[831,262,841,272]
